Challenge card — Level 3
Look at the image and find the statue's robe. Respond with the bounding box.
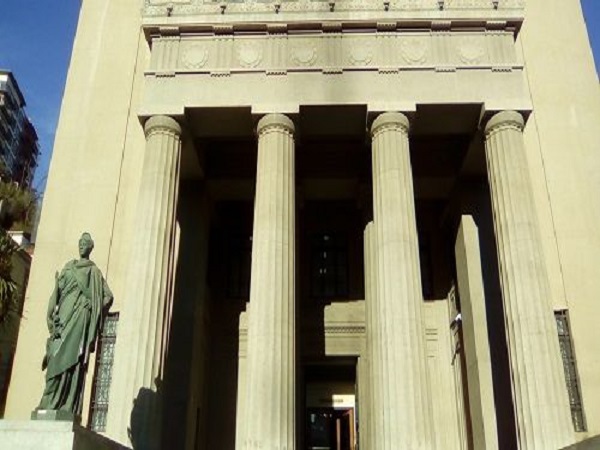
[39,259,113,414]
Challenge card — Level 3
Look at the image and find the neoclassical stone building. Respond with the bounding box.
[3,0,600,449]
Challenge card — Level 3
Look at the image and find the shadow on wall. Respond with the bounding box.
[128,379,163,450]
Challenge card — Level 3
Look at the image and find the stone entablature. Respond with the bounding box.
[147,28,518,77]
[140,2,526,115]
[143,0,524,18]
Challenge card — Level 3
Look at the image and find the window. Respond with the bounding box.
[226,235,252,299]
[89,313,119,432]
[310,233,348,299]
[554,310,586,432]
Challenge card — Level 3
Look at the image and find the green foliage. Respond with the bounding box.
[0,180,37,232]
[0,230,18,324]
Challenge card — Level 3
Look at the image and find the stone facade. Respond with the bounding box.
[3,0,600,449]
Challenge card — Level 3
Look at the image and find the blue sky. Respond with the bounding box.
[0,1,599,192]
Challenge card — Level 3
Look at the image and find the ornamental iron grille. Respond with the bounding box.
[554,309,586,432]
[89,312,119,432]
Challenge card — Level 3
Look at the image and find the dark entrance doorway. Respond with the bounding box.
[304,362,357,450]
[306,407,356,450]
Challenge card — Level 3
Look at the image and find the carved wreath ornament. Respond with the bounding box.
[400,37,429,64]
[181,44,209,69]
[349,43,374,66]
[291,45,318,66]
[457,36,486,64]
[237,42,263,68]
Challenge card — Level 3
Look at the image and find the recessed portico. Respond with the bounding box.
[105,83,571,449]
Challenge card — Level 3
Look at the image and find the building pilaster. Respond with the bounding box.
[106,115,182,448]
[455,215,499,450]
[241,113,296,450]
[484,110,574,450]
[370,112,434,449]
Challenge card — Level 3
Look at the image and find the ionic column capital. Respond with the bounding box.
[144,115,182,138]
[371,111,410,136]
[257,113,295,136]
[484,110,525,136]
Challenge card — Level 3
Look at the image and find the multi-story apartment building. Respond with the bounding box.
[0,70,39,188]
[3,0,600,449]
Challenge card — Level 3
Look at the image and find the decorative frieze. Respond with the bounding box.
[144,0,524,17]
[147,30,518,76]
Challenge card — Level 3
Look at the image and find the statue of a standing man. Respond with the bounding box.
[37,232,113,417]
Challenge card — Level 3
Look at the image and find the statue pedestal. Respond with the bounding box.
[31,409,78,422]
[0,420,75,450]
[0,420,129,450]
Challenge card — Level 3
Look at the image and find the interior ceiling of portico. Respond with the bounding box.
[181,104,487,201]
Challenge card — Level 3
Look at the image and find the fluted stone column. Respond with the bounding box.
[363,221,380,450]
[484,111,574,449]
[370,112,434,449]
[106,115,182,447]
[242,114,296,450]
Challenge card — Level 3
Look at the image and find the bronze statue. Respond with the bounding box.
[37,232,113,416]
